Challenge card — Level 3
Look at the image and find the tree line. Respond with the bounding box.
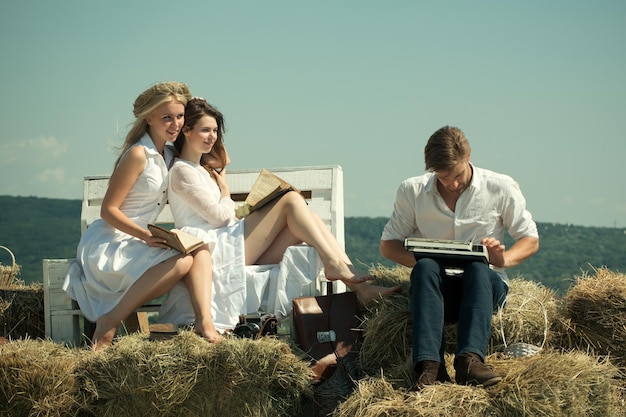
[1,196,624,296]
[344,218,626,295]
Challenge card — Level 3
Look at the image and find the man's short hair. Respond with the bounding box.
[424,126,471,171]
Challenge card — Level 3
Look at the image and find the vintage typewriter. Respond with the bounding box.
[404,237,489,268]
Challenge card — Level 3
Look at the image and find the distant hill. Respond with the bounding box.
[1,196,624,295]
[0,196,81,284]
[345,217,626,295]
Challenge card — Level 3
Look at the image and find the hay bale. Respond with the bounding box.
[490,278,558,355]
[553,267,626,366]
[0,245,44,340]
[358,292,412,377]
[489,351,624,417]
[333,375,492,417]
[0,283,45,339]
[335,352,624,417]
[0,339,88,417]
[75,332,312,417]
[368,264,412,295]
[360,266,556,377]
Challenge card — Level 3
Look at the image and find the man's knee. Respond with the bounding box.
[410,258,441,283]
[464,261,490,276]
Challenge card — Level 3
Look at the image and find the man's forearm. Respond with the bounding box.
[380,239,417,268]
[503,236,539,268]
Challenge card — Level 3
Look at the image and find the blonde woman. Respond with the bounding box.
[64,82,220,351]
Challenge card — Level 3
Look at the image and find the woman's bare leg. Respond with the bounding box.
[243,192,402,299]
[92,254,193,351]
[252,226,302,265]
[303,213,402,302]
[244,192,354,279]
[182,245,222,343]
[303,214,402,302]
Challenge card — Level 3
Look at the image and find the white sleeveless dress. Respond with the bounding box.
[63,134,179,322]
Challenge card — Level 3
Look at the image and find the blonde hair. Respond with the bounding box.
[114,81,192,168]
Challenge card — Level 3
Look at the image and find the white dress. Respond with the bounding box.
[157,159,248,331]
[63,135,179,322]
[158,159,324,332]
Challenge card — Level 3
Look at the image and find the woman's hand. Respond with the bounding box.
[203,149,230,171]
[143,230,171,249]
[208,167,231,198]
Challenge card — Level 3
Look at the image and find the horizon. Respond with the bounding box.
[1,194,624,230]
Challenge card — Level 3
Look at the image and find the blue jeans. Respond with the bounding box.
[410,258,508,367]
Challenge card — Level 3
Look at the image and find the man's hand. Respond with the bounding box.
[482,235,539,268]
[481,237,506,268]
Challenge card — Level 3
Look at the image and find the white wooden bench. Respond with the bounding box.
[43,165,346,346]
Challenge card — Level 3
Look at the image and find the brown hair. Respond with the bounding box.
[114,81,192,168]
[424,126,471,171]
[174,97,228,167]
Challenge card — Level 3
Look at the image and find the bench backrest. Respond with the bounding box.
[81,165,345,248]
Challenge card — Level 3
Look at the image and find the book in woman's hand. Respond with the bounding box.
[147,224,205,255]
[245,169,299,212]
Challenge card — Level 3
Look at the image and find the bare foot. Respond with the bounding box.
[198,328,223,343]
[351,283,403,304]
[91,315,119,352]
[324,261,375,284]
[195,320,224,343]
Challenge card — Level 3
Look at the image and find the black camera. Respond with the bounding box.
[233,312,278,339]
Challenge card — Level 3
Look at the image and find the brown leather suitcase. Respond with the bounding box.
[292,291,361,381]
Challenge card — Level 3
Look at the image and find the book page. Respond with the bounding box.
[245,170,282,207]
[245,169,297,211]
[148,224,204,254]
[171,229,205,253]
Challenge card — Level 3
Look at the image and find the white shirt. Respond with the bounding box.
[168,159,237,231]
[381,164,538,280]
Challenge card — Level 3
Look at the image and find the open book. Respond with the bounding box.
[245,169,299,212]
[147,224,205,255]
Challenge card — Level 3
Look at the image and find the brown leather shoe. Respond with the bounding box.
[454,353,502,387]
[437,363,452,383]
[413,360,440,390]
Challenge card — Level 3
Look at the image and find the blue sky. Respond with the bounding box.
[1,1,624,228]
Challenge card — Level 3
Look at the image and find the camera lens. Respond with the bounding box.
[234,322,261,339]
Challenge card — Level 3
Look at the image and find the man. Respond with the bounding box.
[380,126,539,389]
